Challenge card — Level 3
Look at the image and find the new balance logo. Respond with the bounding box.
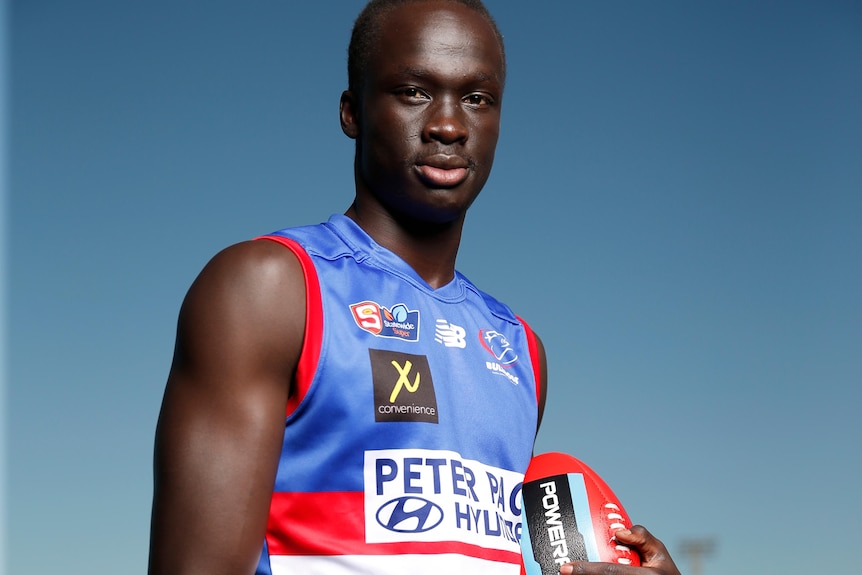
[434,319,467,349]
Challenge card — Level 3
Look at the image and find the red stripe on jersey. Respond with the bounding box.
[255,235,323,417]
[265,491,521,564]
[516,316,541,407]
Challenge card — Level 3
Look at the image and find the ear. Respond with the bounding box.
[340,90,359,139]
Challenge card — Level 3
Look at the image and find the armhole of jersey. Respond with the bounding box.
[255,235,323,418]
[516,315,542,407]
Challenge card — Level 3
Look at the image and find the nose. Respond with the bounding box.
[423,97,468,145]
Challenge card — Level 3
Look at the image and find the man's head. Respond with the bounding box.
[347,0,506,97]
[340,0,506,225]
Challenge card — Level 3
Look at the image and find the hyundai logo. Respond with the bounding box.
[376,496,444,533]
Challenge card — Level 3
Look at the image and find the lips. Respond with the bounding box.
[415,155,471,188]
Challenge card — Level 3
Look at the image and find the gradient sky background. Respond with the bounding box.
[6,1,861,574]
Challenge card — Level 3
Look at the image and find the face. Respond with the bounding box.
[341,1,505,225]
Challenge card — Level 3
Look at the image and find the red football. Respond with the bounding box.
[520,452,640,574]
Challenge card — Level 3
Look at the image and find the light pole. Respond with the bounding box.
[679,538,716,575]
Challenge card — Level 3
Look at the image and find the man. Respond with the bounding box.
[149,1,681,574]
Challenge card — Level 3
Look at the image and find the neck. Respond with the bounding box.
[345,201,464,289]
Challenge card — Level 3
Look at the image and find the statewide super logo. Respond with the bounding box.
[369,349,438,424]
[351,301,420,341]
[364,449,524,554]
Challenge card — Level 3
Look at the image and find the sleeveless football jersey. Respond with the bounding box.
[254,215,540,575]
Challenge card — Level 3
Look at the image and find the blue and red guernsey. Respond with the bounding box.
[254,215,540,575]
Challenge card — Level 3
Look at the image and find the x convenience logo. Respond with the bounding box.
[369,349,438,424]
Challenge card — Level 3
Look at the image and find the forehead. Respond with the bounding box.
[368,2,505,86]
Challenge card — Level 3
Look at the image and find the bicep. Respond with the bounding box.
[149,241,306,575]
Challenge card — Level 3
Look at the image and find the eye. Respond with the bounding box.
[463,93,495,108]
[396,86,430,102]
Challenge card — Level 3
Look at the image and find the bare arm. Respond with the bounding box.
[148,240,307,575]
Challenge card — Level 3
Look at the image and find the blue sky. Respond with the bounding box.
[6,1,861,574]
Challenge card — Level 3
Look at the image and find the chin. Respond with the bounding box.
[390,200,467,228]
[410,191,479,223]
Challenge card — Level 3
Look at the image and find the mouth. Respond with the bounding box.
[415,155,471,188]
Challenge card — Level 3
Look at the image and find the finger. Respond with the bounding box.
[559,561,639,575]
[556,529,650,574]
[610,525,681,575]
[614,525,672,567]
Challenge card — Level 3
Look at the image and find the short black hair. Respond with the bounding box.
[347,0,506,95]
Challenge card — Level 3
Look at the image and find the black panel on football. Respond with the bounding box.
[522,473,588,574]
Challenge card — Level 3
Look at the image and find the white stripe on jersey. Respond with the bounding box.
[270,553,520,575]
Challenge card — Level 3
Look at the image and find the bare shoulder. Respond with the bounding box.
[186,238,305,309]
[172,238,307,392]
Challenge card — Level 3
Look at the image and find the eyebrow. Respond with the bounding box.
[391,65,500,85]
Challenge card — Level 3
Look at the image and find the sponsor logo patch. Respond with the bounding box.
[370,349,438,423]
[434,319,467,349]
[376,496,445,533]
[364,449,524,552]
[351,301,420,342]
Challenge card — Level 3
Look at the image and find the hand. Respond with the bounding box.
[559,525,681,575]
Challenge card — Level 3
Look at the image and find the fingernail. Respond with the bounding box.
[559,565,573,575]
